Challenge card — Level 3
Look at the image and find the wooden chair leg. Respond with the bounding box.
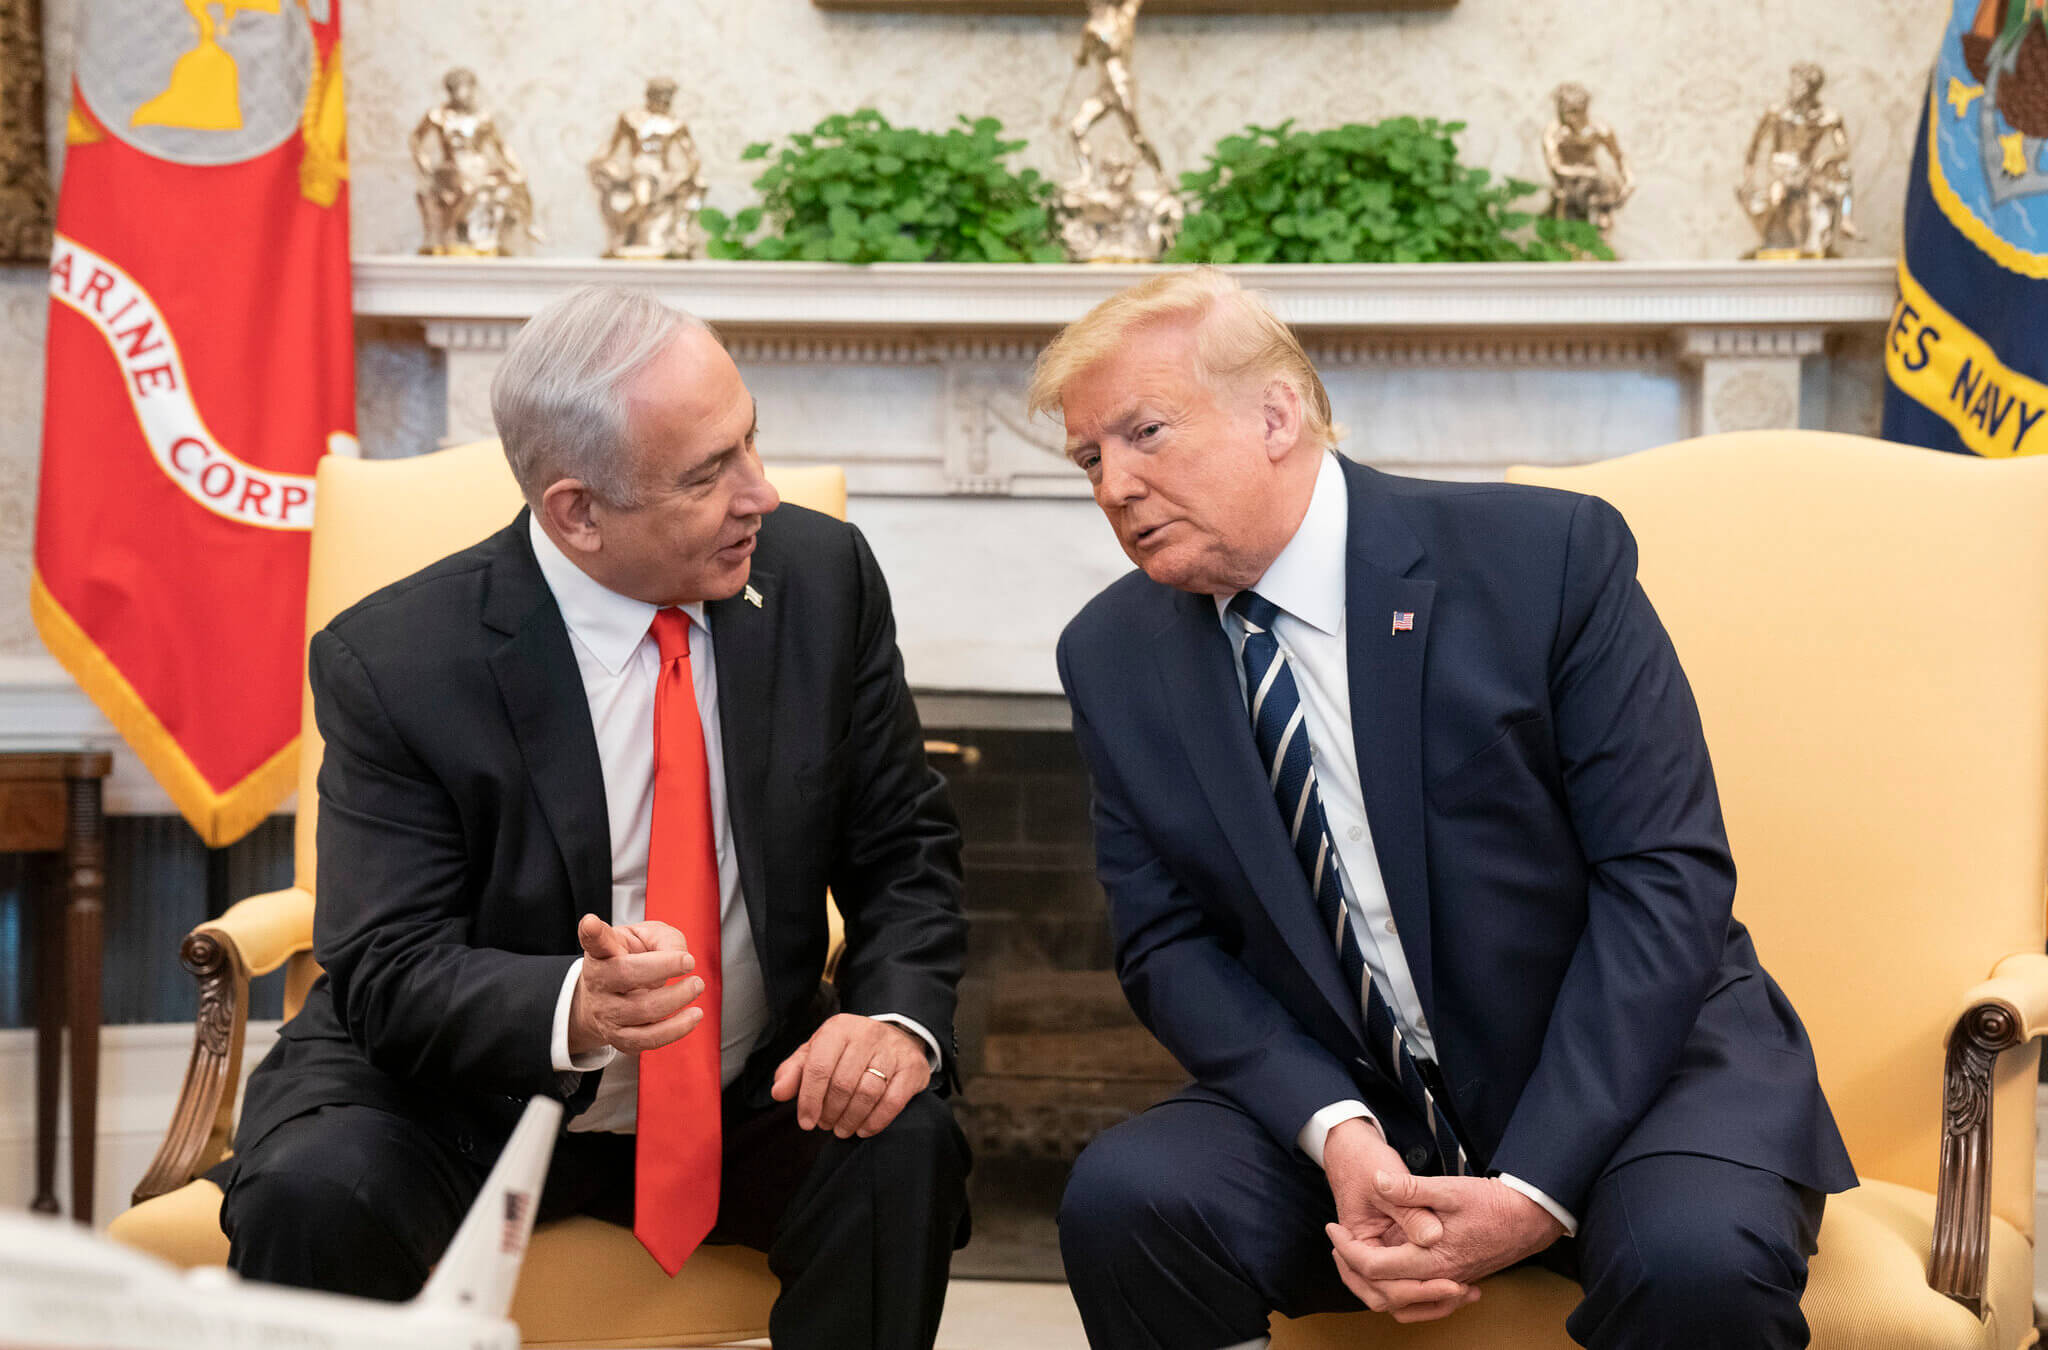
[30,853,62,1216]
[64,773,104,1224]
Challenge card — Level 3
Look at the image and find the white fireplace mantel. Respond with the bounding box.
[353,256,1898,333]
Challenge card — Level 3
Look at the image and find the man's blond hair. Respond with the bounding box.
[1026,267,1344,450]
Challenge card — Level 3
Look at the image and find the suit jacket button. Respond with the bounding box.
[1405,1146,1431,1171]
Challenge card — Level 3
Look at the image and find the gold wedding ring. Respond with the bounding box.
[865,1067,890,1082]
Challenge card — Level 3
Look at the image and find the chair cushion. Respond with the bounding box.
[1271,1264,1581,1350]
[1271,1178,2038,1350]
[512,1218,777,1349]
[107,1178,232,1269]
[108,1181,778,1348]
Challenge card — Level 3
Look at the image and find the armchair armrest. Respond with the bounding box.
[1957,954,2048,1039]
[129,887,315,1206]
[207,886,316,976]
[1928,952,2048,1316]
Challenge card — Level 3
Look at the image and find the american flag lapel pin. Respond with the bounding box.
[1391,610,1415,635]
[744,584,763,609]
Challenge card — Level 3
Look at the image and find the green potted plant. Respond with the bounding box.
[701,109,1065,264]
[1166,117,1614,264]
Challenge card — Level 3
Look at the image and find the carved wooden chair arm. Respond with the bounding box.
[205,886,318,976]
[1928,951,2048,1316]
[129,886,316,1206]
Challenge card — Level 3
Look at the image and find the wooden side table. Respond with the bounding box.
[0,750,112,1223]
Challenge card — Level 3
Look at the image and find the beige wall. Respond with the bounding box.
[0,0,1940,654]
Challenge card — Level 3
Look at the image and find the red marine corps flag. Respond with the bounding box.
[33,0,353,845]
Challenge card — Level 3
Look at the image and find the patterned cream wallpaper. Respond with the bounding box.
[0,0,1940,654]
[336,0,1944,261]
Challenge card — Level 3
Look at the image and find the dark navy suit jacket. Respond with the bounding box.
[1056,455,1856,1217]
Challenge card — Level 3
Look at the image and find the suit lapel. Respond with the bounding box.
[1340,461,1439,1026]
[708,564,782,958]
[482,513,612,935]
[1157,592,1366,1044]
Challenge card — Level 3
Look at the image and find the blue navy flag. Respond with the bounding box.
[1883,0,2048,458]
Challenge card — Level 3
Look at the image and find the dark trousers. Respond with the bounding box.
[219,1087,971,1350]
[1059,1089,1825,1350]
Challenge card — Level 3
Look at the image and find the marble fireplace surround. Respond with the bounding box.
[4,257,1900,812]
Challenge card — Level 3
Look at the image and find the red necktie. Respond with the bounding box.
[635,607,723,1274]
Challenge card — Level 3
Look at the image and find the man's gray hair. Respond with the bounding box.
[489,284,709,508]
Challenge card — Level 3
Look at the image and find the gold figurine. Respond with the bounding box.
[1543,83,1634,236]
[410,67,540,257]
[1738,62,1857,259]
[590,77,707,260]
[1069,0,1162,177]
[1057,1,1180,262]
[1056,154,1183,263]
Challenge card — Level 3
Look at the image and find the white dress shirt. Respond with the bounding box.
[1216,453,1576,1234]
[529,516,937,1133]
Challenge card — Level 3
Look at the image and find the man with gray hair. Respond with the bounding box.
[219,285,970,1349]
[1041,269,1853,1348]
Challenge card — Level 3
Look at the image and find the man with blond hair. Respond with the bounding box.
[220,286,969,1349]
[1040,268,1853,1349]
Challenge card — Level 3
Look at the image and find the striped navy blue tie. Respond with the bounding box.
[1229,589,1469,1177]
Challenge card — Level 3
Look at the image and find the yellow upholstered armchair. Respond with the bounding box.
[1273,431,2048,1349]
[108,441,850,1348]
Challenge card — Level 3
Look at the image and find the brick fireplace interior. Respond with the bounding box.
[934,724,1182,1280]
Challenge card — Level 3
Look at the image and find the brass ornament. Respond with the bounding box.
[590,77,706,260]
[1543,82,1633,237]
[410,67,540,257]
[1055,1,1181,262]
[1738,62,1857,259]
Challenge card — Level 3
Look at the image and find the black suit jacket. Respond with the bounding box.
[1056,456,1856,1217]
[237,504,966,1165]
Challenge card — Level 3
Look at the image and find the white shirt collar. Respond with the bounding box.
[527,513,707,676]
[1214,451,1348,636]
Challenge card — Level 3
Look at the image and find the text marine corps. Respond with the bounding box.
[48,233,319,531]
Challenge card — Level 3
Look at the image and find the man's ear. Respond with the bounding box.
[538,478,602,556]
[1260,378,1306,463]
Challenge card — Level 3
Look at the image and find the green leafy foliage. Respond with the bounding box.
[1165,118,1615,265]
[700,109,1065,264]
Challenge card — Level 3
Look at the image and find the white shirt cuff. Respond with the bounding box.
[1297,1100,1381,1168]
[550,958,618,1074]
[872,1013,943,1073]
[1296,1098,1577,1237]
[1497,1173,1578,1236]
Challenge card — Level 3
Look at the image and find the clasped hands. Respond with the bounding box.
[1321,1118,1566,1325]
[566,914,930,1138]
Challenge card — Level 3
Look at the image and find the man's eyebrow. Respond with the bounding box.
[696,401,760,473]
[1067,404,1146,455]
[683,447,730,482]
